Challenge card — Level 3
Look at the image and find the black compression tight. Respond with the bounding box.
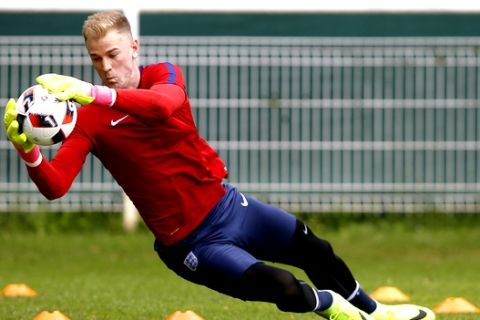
[239,262,318,312]
[235,219,358,312]
[284,219,358,297]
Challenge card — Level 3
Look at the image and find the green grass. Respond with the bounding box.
[0,213,479,320]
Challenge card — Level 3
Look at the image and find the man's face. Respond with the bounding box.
[86,29,139,89]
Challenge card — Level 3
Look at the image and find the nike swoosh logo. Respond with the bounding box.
[410,309,428,320]
[110,115,129,126]
[240,192,248,207]
[360,313,367,320]
[303,223,308,235]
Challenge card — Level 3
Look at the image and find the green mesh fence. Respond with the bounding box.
[1,36,480,213]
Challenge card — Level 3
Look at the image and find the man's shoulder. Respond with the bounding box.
[141,61,182,73]
[141,62,185,86]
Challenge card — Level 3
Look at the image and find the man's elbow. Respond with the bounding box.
[38,184,68,201]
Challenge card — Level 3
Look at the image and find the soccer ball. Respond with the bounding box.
[16,85,77,146]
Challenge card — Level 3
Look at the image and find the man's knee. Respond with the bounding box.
[289,219,336,263]
[241,263,316,312]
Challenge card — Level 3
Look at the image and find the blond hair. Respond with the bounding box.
[82,10,132,41]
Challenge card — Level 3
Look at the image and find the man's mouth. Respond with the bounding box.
[105,77,117,85]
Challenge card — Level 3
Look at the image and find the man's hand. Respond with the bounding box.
[36,74,94,105]
[3,99,36,153]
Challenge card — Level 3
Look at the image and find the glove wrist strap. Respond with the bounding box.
[92,85,116,107]
[16,145,42,167]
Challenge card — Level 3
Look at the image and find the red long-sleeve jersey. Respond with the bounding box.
[27,62,228,245]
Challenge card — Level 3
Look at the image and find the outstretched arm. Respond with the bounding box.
[36,73,186,124]
[4,97,91,200]
[113,83,186,122]
[26,132,92,200]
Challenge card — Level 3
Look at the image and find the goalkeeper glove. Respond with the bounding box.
[4,98,36,153]
[36,73,116,106]
[3,99,42,167]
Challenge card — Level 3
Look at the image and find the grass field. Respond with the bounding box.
[0,213,479,320]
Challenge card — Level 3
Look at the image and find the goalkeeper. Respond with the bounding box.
[4,10,434,320]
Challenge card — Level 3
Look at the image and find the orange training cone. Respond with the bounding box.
[1,283,38,297]
[369,286,411,302]
[165,310,205,320]
[433,297,480,314]
[32,310,71,320]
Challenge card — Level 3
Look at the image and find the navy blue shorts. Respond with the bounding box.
[154,183,297,294]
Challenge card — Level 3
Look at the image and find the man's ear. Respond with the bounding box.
[132,39,139,58]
